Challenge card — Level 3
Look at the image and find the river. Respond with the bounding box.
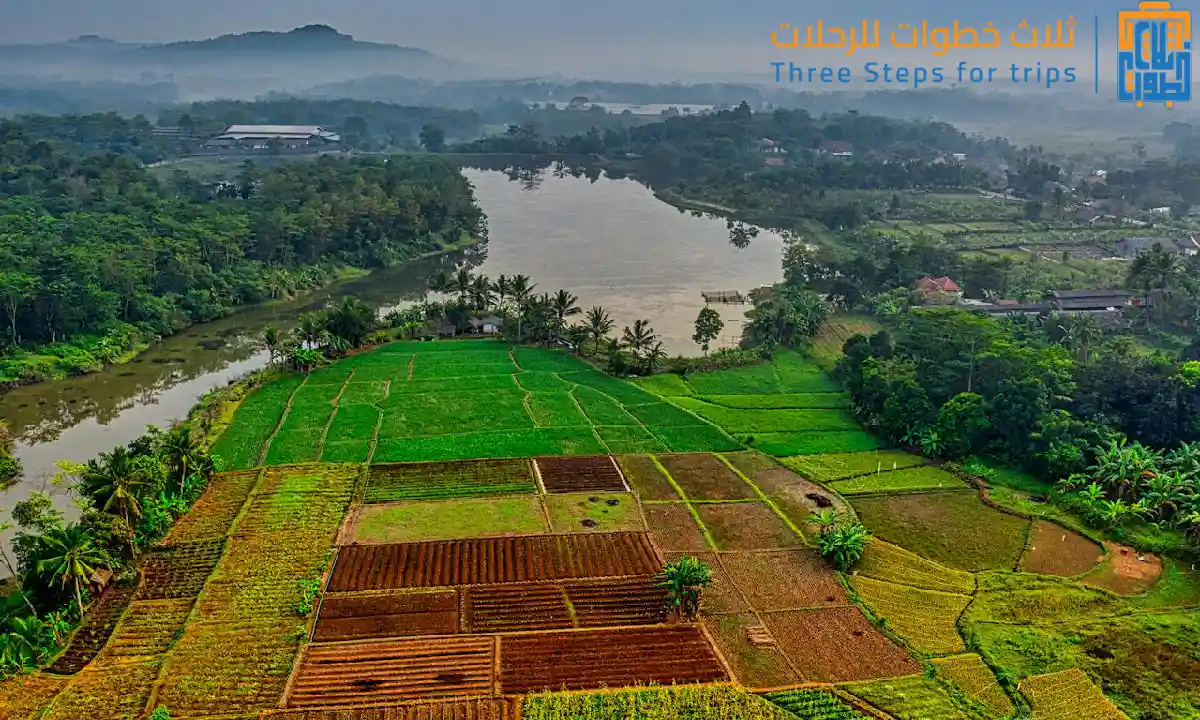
[0,164,784,535]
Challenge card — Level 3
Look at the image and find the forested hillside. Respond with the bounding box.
[0,119,485,383]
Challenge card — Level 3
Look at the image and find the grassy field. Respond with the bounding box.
[213,340,740,467]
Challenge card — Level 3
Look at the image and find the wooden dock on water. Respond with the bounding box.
[702,290,746,304]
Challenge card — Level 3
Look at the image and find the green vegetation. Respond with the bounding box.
[854,540,976,595]
[522,685,791,719]
[765,689,868,719]
[849,575,972,655]
[351,496,549,543]
[783,451,927,483]
[545,493,643,533]
[932,654,1017,719]
[831,466,967,496]
[843,675,988,720]
[660,555,713,621]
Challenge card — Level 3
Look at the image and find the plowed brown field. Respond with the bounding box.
[567,576,668,627]
[288,636,496,708]
[658,453,754,500]
[327,532,660,591]
[266,698,520,719]
[498,625,727,693]
[764,607,921,682]
[536,455,627,492]
[464,583,573,633]
[314,590,460,642]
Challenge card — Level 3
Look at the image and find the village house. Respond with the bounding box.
[974,288,1146,322]
[204,124,341,150]
[757,138,785,154]
[819,140,854,157]
[468,315,504,335]
[914,276,963,304]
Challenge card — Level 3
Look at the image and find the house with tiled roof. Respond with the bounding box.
[914,276,963,304]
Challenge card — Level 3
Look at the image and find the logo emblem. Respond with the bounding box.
[1118,1,1192,106]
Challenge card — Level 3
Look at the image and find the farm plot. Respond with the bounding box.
[523,685,788,720]
[810,315,882,369]
[365,459,536,502]
[0,672,68,720]
[1019,668,1129,719]
[288,636,497,708]
[695,502,803,550]
[683,362,782,395]
[45,585,136,674]
[848,576,971,655]
[596,424,670,454]
[211,374,304,469]
[703,613,800,687]
[526,391,588,427]
[98,599,194,659]
[721,550,848,611]
[671,397,860,435]
[544,493,644,533]
[842,675,974,720]
[697,393,849,410]
[1019,520,1105,577]
[267,699,521,720]
[642,503,711,552]
[378,390,534,438]
[164,468,260,544]
[855,540,976,594]
[535,455,627,492]
[347,496,550,544]
[648,424,742,453]
[566,576,669,627]
[851,491,1030,572]
[498,625,728,693]
[783,451,926,483]
[617,454,680,500]
[763,607,921,682]
[750,430,882,457]
[41,658,163,720]
[314,590,460,642]
[765,689,871,719]
[932,654,1016,718]
[723,452,852,538]
[136,539,226,600]
[464,582,574,633]
[657,452,755,500]
[373,427,608,462]
[831,466,967,496]
[156,464,356,717]
[327,532,660,591]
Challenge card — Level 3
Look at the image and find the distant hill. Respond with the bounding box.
[134,24,435,59]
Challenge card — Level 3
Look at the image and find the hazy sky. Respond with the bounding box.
[0,0,1154,76]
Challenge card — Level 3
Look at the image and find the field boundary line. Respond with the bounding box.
[649,455,718,550]
[520,388,539,428]
[316,372,354,461]
[279,642,310,709]
[607,455,631,492]
[568,387,613,454]
[407,352,415,380]
[715,453,809,546]
[695,617,739,683]
[530,458,548,494]
[365,403,386,466]
[258,375,307,467]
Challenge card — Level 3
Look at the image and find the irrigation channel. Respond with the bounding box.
[0,166,785,550]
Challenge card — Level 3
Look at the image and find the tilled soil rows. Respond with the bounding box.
[314,590,460,642]
[365,459,536,503]
[45,584,137,674]
[288,636,497,708]
[265,698,520,719]
[136,538,226,600]
[327,532,660,591]
[498,625,728,693]
[535,455,628,492]
[464,583,573,633]
[566,576,669,627]
[764,606,921,682]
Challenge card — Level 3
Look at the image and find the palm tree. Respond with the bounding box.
[493,275,512,305]
[621,319,658,359]
[38,524,110,617]
[659,556,712,621]
[160,425,206,496]
[644,341,668,374]
[583,306,615,353]
[1056,314,1103,364]
[324,297,377,347]
[454,268,473,303]
[509,275,537,341]
[82,446,147,558]
[817,521,870,571]
[293,312,326,348]
[469,275,496,312]
[429,270,455,295]
[807,509,842,534]
[261,327,281,365]
[549,290,581,324]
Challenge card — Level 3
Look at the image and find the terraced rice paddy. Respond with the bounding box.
[44,585,136,675]
[364,459,537,502]
[932,654,1016,718]
[848,575,971,655]
[1019,668,1130,719]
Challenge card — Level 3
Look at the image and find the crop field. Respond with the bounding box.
[703,612,800,687]
[809,315,882,369]
[213,342,745,468]
[783,451,927,483]
[642,502,711,551]
[164,468,261,544]
[616,454,680,500]
[535,455,628,492]
[721,550,848,611]
[268,698,521,719]
[1019,520,1105,577]
[695,502,803,551]
[498,626,728,693]
[0,673,68,720]
[830,466,967,496]
[750,430,882,457]
[327,532,660,591]
[722,452,853,539]
[45,585,135,674]
[854,540,976,594]
[313,590,461,641]
[40,657,163,720]
[765,689,871,719]
[663,552,749,615]
[347,496,550,543]
[288,635,497,707]
[136,539,226,600]
[671,398,860,435]
[155,464,356,716]
[763,607,921,682]
[657,452,755,500]
[697,393,851,409]
[98,598,195,659]
[932,654,1017,718]
[851,491,1031,571]
[842,675,974,720]
[521,685,789,720]
[1019,668,1129,719]
[848,575,971,655]
[544,492,644,533]
[364,459,537,502]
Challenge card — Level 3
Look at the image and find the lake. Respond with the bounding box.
[0,165,784,540]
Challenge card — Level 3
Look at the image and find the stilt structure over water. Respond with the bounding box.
[701,290,746,304]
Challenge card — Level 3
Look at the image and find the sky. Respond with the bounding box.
[0,0,1162,77]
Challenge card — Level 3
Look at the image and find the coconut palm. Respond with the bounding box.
[644,341,668,374]
[583,306,615,353]
[81,446,147,558]
[160,425,207,496]
[469,275,496,312]
[38,524,111,617]
[621,319,658,359]
[493,275,512,305]
[261,326,282,365]
[549,290,581,324]
[659,556,712,621]
[510,274,536,308]
[324,297,376,347]
[454,268,473,303]
[293,312,326,348]
[429,270,455,295]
